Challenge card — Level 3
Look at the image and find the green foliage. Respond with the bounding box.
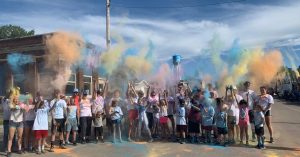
[0,24,35,40]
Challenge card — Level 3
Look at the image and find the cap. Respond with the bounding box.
[73,88,79,93]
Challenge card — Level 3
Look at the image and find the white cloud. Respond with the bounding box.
[0,1,300,60]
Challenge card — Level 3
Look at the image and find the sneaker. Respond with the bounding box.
[7,152,12,157]
[240,141,244,145]
[148,138,153,143]
[246,141,249,146]
[41,150,46,154]
[17,150,23,154]
[73,142,77,146]
[119,139,123,143]
[49,147,55,152]
[101,139,105,143]
[59,145,67,149]
[223,142,229,147]
[81,139,86,144]
[66,141,70,145]
[128,138,133,142]
[36,151,42,155]
[270,137,274,143]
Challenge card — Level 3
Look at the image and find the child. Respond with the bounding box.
[254,105,265,149]
[176,98,187,144]
[159,92,169,140]
[201,97,215,144]
[137,90,153,142]
[109,100,123,143]
[225,95,237,144]
[94,110,105,143]
[188,96,201,144]
[23,93,36,152]
[239,100,249,145]
[33,99,54,154]
[214,98,228,146]
[127,82,139,142]
[65,98,79,146]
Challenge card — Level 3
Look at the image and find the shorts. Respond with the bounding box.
[24,120,34,128]
[202,125,212,131]
[9,121,24,128]
[51,119,65,133]
[255,126,264,136]
[34,130,48,139]
[217,127,228,135]
[128,109,138,120]
[248,110,254,123]
[66,118,78,132]
[188,121,200,133]
[227,116,236,126]
[167,115,174,119]
[176,125,187,132]
[265,110,271,117]
[238,120,249,127]
[159,117,168,124]
[112,119,121,124]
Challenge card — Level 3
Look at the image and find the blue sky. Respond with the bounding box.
[1,0,300,62]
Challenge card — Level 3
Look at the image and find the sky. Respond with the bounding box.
[1,0,300,62]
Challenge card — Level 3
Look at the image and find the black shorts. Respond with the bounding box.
[188,121,200,133]
[255,126,264,136]
[167,115,174,119]
[24,120,34,128]
[265,110,271,117]
[217,127,228,135]
[112,119,121,124]
[176,125,187,132]
[51,119,65,133]
[248,110,254,123]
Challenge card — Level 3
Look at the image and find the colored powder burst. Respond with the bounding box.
[100,34,128,75]
[124,46,152,79]
[248,50,283,90]
[286,52,300,78]
[150,63,172,91]
[45,31,85,91]
[7,53,34,82]
[208,34,225,72]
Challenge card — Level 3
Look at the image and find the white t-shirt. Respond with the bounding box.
[80,99,92,117]
[92,96,104,114]
[147,96,159,113]
[50,99,67,119]
[160,105,168,117]
[126,97,138,111]
[10,103,26,122]
[257,94,274,111]
[242,89,257,110]
[110,106,123,120]
[234,94,243,124]
[176,106,186,125]
[33,103,50,130]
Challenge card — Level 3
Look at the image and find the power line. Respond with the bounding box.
[111,0,246,9]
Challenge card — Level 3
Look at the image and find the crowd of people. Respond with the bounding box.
[1,80,275,157]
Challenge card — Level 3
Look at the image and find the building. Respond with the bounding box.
[0,33,106,98]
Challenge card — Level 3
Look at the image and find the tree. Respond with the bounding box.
[0,24,35,40]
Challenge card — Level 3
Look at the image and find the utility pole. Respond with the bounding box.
[106,0,111,50]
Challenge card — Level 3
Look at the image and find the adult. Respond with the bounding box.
[166,90,176,138]
[256,86,274,143]
[1,90,12,152]
[146,88,159,132]
[126,82,138,142]
[49,90,67,151]
[23,92,36,152]
[232,86,243,142]
[79,91,93,144]
[241,81,257,142]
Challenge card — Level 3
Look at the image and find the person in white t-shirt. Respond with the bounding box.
[241,81,257,142]
[256,86,274,143]
[126,82,138,142]
[225,87,238,144]
[33,98,54,154]
[79,91,92,144]
[232,86,243,142]
[49,90,67,151]
[109,100,123,143]
[7,96,27,157]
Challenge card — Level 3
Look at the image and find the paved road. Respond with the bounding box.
[1,99,300,157]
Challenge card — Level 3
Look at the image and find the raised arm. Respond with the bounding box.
[103,79,109,99]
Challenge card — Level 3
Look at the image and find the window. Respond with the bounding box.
[83,75,92,95]
[65,73,76,96]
